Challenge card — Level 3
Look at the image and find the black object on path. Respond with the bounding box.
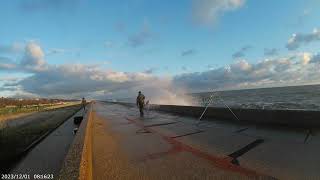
[73,116,83,125]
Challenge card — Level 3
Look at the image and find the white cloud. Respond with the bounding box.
[174,53,320,92]
[3,41,320,106]
[12,64,193,105]
[20,42,48,72]
[17,64,152,97]
[0,77,20,82]
[0,42,48,72]
[300,52,312,65]
[286,28,320,50]
[192,0,246,25]
[1,41,192,104]
[0,57,17,70]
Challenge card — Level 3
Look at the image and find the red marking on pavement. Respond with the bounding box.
[137,145,182,162]
[126,117,266,177]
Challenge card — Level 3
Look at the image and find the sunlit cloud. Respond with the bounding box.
[174,53,320,92]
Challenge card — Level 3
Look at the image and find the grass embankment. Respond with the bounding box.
[0,101,81,121]
[0,104,83,171]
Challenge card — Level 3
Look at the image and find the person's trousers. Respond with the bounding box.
[138,104,144,117]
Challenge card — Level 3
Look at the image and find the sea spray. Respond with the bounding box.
[148,90,195,106]
[104,76,198,106]
[139,78,196,106]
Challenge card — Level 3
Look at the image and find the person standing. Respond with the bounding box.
[136,91,145,117]
[82,97,86,110]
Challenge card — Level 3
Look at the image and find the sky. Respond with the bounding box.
[1,0,320,101]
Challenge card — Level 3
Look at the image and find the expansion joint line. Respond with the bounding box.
[228,139,265,166]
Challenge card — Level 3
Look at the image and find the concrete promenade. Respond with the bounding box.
[10,101,320,179]
[89,102,276,179]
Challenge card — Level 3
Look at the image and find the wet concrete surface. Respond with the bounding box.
[91,102,273,179]
[93,102,320,180]
[10,109,85,178]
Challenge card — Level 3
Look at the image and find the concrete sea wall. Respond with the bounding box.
[105,101,320,128]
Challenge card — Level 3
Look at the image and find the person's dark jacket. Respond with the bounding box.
[136,94,145,107]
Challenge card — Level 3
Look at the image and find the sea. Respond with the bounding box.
[112,84,320,111]
[192,84,320,111]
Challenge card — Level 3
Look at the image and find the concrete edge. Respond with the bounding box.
[79,104,93,180]
[58,104,93,180]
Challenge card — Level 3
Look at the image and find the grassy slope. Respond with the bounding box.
[0,102,80,120]
[0,104,82,168]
